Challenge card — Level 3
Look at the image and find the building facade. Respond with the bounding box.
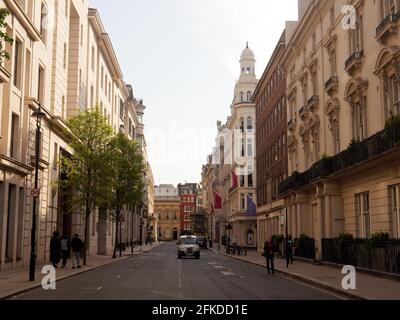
[279,0,400,260]
[178,183,197,233]
[154,185,180,241]
[201,45,259,248]
[254,31,288,252]
[0,0,152,271]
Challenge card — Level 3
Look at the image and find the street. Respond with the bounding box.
[11,243,342,300]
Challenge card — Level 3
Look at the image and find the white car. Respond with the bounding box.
[177,236,200,259]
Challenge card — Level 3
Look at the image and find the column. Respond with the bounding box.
[325,195,332,239]
[315,196,324,260]
[297,202,302,238]
[0,182,9,269]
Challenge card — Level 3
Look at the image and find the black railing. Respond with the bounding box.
[345,50,364,70]
[294,238,316,260]
[376,12,400,36]
[325,76,338,91]
[322,238,400,274]
[307,95,319,107]
[279,121,400,195]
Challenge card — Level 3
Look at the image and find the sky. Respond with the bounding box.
[89,0,299,186]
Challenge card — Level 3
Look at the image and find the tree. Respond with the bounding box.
[60,107,114,266]
[107,133,145,258]
[0,8,13,63]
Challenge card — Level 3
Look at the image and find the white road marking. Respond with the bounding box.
[97,287,103,291]
[221,271,235,276]
[208,262,218,265]
[116,275,121,278]
[213,266,225,269]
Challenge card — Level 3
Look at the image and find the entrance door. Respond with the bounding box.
[247,230,255,246]
[173,229,178,240]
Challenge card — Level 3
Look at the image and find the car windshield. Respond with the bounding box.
[181,238,197,245]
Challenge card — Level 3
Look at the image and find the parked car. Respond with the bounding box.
[196,237,207,249]
[177,236,200,259]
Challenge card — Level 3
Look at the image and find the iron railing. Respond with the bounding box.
[325,76,339,91]
[345,50,364,70]
[294,238,316,260]
[322,238,400,274]
[279,121,400,195]
[376,12,400,36]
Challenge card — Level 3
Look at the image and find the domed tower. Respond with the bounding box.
[233,43,258,105]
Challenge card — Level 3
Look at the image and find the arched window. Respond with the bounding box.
[240,117,245,133]
[247,117,253,130]
[247,91,252,102]
[240,92,244,102]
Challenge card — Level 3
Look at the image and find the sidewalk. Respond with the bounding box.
[208,245,400,300]
[0,243,160,300]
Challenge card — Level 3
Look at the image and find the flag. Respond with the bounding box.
[213,190,222,209]
[231,169,238,189]
[247,194,257,216]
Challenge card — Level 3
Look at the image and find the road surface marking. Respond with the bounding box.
[116,275,121,278]
[97,287,103,291]
[213,266,225,269]
[221,271,235,276]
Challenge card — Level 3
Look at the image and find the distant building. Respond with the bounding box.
[178,183,198,233]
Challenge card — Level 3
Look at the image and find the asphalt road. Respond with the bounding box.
[11,243,343,300]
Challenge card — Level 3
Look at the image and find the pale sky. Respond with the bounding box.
[89,0,298,186]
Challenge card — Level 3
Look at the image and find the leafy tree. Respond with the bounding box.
[0,8,13,63]
[60,107,114,266]
[107,133,145,258]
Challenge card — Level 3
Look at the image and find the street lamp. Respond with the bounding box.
[226,223,233,254]
[29,104,46,281]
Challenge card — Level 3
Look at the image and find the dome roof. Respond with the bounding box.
[240,43,255,61]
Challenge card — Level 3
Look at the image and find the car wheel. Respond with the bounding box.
[177,253,181,259]
[195,254,200,259]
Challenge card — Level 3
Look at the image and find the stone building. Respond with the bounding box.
[0,0,152,271]
[154,185,180,241]
[253,31,289,252]
[279,0,400,260]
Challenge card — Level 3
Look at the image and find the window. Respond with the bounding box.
[63,43,67,69]
[10,114,19,159]
[240,92,244,102]
[61,96,66,118]
[247,91,252,102]
[101,66,104,89]
[356,193,371,238]
[13,39,22,89]
[348,13,363,54]
[381,0,400,19]
[240,175,245,188]
[247,117,253,131]
[389,185,400,239]
[40,3,48,44]
[247,138,253,157]
[90,85,94,108]
[248,173,253,187]
[91,46,95,71]
[80,25,84,47]
[53,143,58,170]
[240,193,246,210]
[351,97,367,141]
[120,99,124,120]
[38,65,45,103]
[330,7,335,26]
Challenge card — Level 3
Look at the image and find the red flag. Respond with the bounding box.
[213,190,222,209]
[231,169,238,189]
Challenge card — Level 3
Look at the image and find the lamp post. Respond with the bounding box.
[285,207,289,269]
[29,104,46,281]
[226,223,233,254]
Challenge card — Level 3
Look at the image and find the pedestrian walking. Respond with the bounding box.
[263,238,276,275]
[50,231,61,268]
[71,234,83,269]
[286,235,294,265]
[61,235,70,268]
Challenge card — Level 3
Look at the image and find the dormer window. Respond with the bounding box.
[246,67,251,74]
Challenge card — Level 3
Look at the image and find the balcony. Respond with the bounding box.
[298,105,309,121]
[345,50,364,74]
[229,185,238,194]
[279,120,400,195]
[325,76,339,96]
[376,12,400,42]
[288,118,297,132]
[307,95,319,112]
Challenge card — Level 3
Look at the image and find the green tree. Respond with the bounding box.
[107,133,145,258]
[60,107,114,266]
[0,8,13,63]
